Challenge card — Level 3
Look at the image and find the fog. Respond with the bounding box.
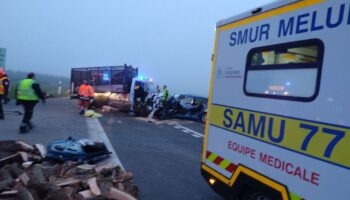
[0,0,276,96]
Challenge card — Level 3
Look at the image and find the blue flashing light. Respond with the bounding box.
[137,75,153,81]
[138,76,145,80]
[286,82,291,86]
[102,73,110,81]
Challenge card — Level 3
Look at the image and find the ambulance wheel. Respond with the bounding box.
[248,193,271,200]
[235,185,273,200]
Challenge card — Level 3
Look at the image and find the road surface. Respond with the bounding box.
[0,98,221,200]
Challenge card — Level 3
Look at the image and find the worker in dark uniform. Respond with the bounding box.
[1,73,10,104]
[16,72,45,133]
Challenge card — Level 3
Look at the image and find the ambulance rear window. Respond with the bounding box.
[244,39,324,102]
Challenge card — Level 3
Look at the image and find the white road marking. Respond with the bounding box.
[134,117,175,125]
[132,117,204,138]
[182,129,191,133]
[86,118,124,169]
[192,134,201,138]
[174,124,204,138]
[166,122,176,126]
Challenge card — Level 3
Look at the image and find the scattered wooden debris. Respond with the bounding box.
[0,190,18,198]
[108,187,137,200]
[22,162,33,169]
[18,173,30,186]
[101,105,120,113]
[87,177,102,196]
[95,162,114,174]
[33,144,46,158]
[0,140,139,200]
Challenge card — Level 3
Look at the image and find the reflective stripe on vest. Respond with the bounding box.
[17,79,39,100]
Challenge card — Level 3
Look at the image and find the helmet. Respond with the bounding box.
[27,72,36,79]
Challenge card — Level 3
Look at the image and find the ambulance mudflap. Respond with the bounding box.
[201,1,350,200]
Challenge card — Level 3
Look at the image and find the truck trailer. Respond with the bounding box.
[70,65,154,111]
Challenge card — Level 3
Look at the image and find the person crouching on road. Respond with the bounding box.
[78,80,94,115]
[16,72,45,133]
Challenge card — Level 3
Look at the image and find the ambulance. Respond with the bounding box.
[201,0,350,199]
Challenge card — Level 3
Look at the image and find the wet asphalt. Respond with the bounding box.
[99,113,221,200]
[0,98,221,199]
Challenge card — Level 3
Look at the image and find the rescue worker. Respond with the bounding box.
[16,72,45,133]
[153,85,160,96]
[78,80,94,115]
[1,73,10,104]
[159,85,169,118]
[161,85,169,106]
[147,85,161,121]
[0,72,5,119]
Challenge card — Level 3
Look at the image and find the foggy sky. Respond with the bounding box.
[0,0,276,96]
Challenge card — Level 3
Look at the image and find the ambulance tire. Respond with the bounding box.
[229,171,283,200]
[246,192,271,200]
[235,183,277,200]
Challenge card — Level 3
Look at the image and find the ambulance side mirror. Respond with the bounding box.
[252,7,262,15]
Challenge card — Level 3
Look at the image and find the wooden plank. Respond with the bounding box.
[94,163,113,174]
[22,162,33,169]
[108,187,136,200]
[19,173,30,186]
[0,154,22,168]
[87,177,101,196]
[16,141,35,152]
[0,190,18,198]
[54,177,82,187]
[33,144,46,158]
[76,190,94,200]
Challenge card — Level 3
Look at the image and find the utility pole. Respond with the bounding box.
[58,81,62,95]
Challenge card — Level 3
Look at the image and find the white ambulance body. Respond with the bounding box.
[201,0,350,199]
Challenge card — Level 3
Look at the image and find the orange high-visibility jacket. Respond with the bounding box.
[79,84,94,97]
[0,75,4,95]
